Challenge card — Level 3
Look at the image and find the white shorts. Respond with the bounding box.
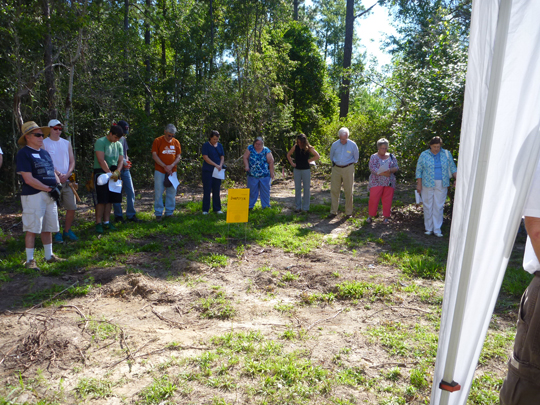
[21,192,60,234]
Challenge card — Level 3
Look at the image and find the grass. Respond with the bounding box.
[197,289,236,319]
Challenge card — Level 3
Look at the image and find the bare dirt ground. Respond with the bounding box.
[0,175,518,404]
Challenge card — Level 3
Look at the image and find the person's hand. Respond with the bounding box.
[271,173,275,180]
[416,184,422,193]
[48,183,62,203]
[58,173,69,183]
[164,165,173,175]
[124,159,132,169]
[381,170,391,177]
[291,162,296,168]
[244,165,250,172]
[216,164,222,172]
[111,170,121,181]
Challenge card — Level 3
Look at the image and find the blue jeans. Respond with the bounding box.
[113,169,136,219]
[247,176,271,209]
[154,170,176,217]
[293,168,311,211]
[202,170,222,212]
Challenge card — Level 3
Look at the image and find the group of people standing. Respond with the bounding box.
[14,120,457,269]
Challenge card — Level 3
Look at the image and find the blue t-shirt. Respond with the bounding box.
[433,152,442,181]
[202,141,224,172]
[247,145,271,178]
[16,146,57,195]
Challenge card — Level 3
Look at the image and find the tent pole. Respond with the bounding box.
[438,0,512,403]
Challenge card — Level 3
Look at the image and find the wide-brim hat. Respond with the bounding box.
[18,121,51,146]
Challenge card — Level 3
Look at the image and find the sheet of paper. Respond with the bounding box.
[212,167,225,180]
[377,161,390,174]
[168,172,179,189]
[415,190,423,204]
[109,179,123,193]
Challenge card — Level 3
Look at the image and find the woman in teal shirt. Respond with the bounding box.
[416,136,457,237]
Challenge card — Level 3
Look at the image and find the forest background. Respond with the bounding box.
[0,0,470,193]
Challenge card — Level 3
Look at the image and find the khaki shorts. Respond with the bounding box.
[21,192,60,234]
[60,182,77,210]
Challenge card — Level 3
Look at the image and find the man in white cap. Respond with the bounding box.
[43,119,78,242]
[16,121,65,270]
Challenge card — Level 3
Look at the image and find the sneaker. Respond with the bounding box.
[366,217,372,224]
[435,232,443,237]
[46,254,66,263]
[203,211,209,215]
[217,211,224,214]
[96,223,104,233]
[104,222,117,231]
[424,231,433,235]
[114,216,125,223]
[155,216,162,222]
[383,218,389,224]
[328,213,337,218]
[128,216,141,223]
[24,259,40,270]
[294,209,301,213]
[53,232,64,244]
[63,229,79,241]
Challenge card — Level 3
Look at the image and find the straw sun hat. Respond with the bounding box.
[18,121,51,146]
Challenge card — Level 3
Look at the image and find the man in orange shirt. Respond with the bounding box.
[151,124,181,221]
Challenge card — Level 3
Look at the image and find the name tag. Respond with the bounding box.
[32,154,41,159]
[347,150,351,154]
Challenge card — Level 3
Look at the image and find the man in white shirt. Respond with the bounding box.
[329,127,359,217]
[42,119,78,242]
[500,161,540,404]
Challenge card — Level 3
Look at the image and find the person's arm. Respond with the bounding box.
[416,154,423,193]
[152,151,171,174]
[287,146,296,168]
[117,155,124,172]
[64,143,76,182]
[369,155,379,175]
[308,147,320,163]
[267,152,275,180]
[20,172,56,192]
[352,144,359,163]
[525,216,540,261]
[243,149,250,172]
[95,150,111,173]
[0,153,3,169]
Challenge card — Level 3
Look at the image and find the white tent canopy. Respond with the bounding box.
[431,0,540,404]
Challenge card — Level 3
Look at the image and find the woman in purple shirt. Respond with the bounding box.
[367,138,399,224]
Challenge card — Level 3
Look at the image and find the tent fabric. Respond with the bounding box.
[431,0,540,404]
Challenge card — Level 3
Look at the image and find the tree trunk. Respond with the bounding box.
[145,0,152,116]
[209,0,214,73]
[339,0,354,118]
[293,0,298,20]
[42,0,57,119]
[124,0,129,81]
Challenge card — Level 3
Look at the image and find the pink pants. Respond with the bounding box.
[368,186,394,218]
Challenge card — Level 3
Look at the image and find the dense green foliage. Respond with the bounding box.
[0,0,470,192]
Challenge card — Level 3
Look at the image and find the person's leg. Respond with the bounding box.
[154,170,165,217]
[368,186,384,217]
[260,177,271,208]
[422,186,435,232]
[103,203,112,222]
[211,177,222,212]
[433,181,447,234]
[122,170,136,219]
[343,164,355,216]
[65,210,75,232]
[96,204,105,224]
[113,201,123,219]
[294,169,302,210]
[381,187,395,218]
[25,232,36,249]
[302,169,311,211]
[164,186,176,216]
[202,171,212,212]
[330,167,342,215]
[247,176,259,209]
[500,275,540,404]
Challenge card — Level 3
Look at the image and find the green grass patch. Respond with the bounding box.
[336,280,394,300]
[197,289,236,319]
[75,377,114,399]
[22,279,98,307]
[501,266,533,297]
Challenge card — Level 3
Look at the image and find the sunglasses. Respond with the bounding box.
[33,133,44,138]
[51,126,62,130]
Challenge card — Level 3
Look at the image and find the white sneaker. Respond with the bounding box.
[203,212,209,215]
[435,232,443,237]
[217,211,224,214]
[425,231,433,235]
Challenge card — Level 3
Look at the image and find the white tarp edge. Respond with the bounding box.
[431,0,540,404]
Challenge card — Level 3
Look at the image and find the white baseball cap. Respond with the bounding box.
[48,119,63,127]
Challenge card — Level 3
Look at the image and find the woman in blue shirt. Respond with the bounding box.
[243,137,275,209]
[201,130,225,214]
[416,136,457,237]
